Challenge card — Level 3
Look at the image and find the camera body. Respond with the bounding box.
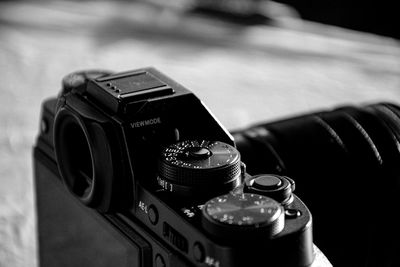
[34,68,323,266]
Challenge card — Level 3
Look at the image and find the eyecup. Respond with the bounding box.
[53,103,116,212]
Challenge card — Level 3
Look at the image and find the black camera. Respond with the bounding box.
[36,68,400,267]
[34,68,327,267]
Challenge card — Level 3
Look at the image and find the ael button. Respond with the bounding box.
[148,204,159,225]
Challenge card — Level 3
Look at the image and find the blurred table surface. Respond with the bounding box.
[0,1,399,266]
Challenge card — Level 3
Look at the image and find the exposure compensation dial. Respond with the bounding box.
[202,193,285,241]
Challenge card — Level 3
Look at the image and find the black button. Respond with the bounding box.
[148,205,159,225]
[285,209,301,219]
[253,175,282,190]
[193,242,205,262]
[155,254,166,267]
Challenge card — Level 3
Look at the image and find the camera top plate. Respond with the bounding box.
[87,69,175,114]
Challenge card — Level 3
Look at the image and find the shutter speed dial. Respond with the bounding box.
[158,140,241,197]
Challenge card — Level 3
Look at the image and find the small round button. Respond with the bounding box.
[252,175,282,190]
[148,205,159,225]
[193,242,205,262]
[155,254,165,267]
[285,209,301,219]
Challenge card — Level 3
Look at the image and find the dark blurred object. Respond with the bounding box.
[233,103,400,267]
[191,0,272,25]
[271,0,399,38]
[182,0,399,38]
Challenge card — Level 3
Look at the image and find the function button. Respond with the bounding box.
[285,209,302,219]
[148,204,159,225]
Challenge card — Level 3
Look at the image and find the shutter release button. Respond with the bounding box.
[253,175,282,190]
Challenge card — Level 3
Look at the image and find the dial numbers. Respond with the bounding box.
[204,193,283,227]
[163,140,239,170]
